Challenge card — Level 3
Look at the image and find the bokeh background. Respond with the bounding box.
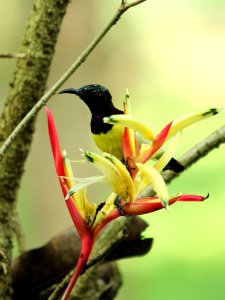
[0,1,225,299]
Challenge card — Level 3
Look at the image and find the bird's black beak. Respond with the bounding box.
[58,88,81,96]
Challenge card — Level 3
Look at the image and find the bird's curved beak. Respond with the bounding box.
[58,88,81,96]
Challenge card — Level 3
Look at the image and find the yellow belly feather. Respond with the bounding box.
[92,125,124,159]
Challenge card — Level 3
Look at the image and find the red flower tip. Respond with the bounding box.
[45,105,64,178]
[177,194,207,202]
[141,121,173,163]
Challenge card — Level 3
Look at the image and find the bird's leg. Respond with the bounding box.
[114,195,127,216]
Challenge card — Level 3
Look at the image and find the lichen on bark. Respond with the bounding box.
[0,0,70,298]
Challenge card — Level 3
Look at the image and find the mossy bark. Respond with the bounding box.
[0,0,70,298]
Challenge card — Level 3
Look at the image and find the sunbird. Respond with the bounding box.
[59,84,183,172]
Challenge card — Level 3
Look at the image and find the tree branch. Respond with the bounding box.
[0,1,70,298]
[48,229,129,300]
[12,217,152,299]
[166,124,225,181]
[0,53,26,59]
[0,0,147,161]
[142,124,225,196]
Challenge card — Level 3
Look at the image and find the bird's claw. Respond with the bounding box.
[114,195,127,216]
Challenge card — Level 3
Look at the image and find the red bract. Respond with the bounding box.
[140,121,173,163]
[93,194,206,237]
[122,194,206,215]
[45,107,93,300]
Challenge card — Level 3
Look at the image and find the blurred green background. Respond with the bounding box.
[0,1,225,299]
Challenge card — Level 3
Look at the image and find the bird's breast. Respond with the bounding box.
[92,125,124,159]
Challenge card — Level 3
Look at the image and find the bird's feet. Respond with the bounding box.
[114,195,127,216]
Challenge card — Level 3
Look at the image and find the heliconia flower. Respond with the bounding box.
[45,92,221,299]
[82,150,136,203]
[103,93,222,207]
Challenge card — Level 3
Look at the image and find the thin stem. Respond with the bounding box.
[0,0,147,161]
[60,235,93,300]
[85,228,128,270]
[0,53,26,59]
[48,229,128,300]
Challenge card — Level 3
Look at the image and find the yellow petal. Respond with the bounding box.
[136,163,169,208]
[76,187,96,225]
[86,202,97,226]
[103,153,136,203]
[63,151,90,221]
[138,143,151,159]
[82,150,128,200]
[124,89,132,115]
[167,108,223,139]
[63,150,75,190]
[134,173,149,196]
[154,132,181,171]
[92,192,117,227]
[104,114,155,141]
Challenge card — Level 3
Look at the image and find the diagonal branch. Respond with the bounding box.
[163,124,225,184]
[142,124,225,196]
[0,53,26,59]
[0,0,147,161]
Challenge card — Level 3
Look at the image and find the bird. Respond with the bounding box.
[59,84,184,172]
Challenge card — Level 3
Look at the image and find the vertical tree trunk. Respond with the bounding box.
[0,0,70,298]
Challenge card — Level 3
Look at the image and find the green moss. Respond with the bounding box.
[0,0,70,297]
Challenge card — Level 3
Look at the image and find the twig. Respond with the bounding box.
[0,0,147,161]
[48,229,128,300]
[164,124,225,183]
[143,124,225,196]
[0,53,26,59]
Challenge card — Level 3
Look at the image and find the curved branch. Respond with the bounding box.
[0,0,147,161]
[12,217,152,299]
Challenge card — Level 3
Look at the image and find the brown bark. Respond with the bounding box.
[0,1,70,298]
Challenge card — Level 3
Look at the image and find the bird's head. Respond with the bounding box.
[59,84,116,116]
